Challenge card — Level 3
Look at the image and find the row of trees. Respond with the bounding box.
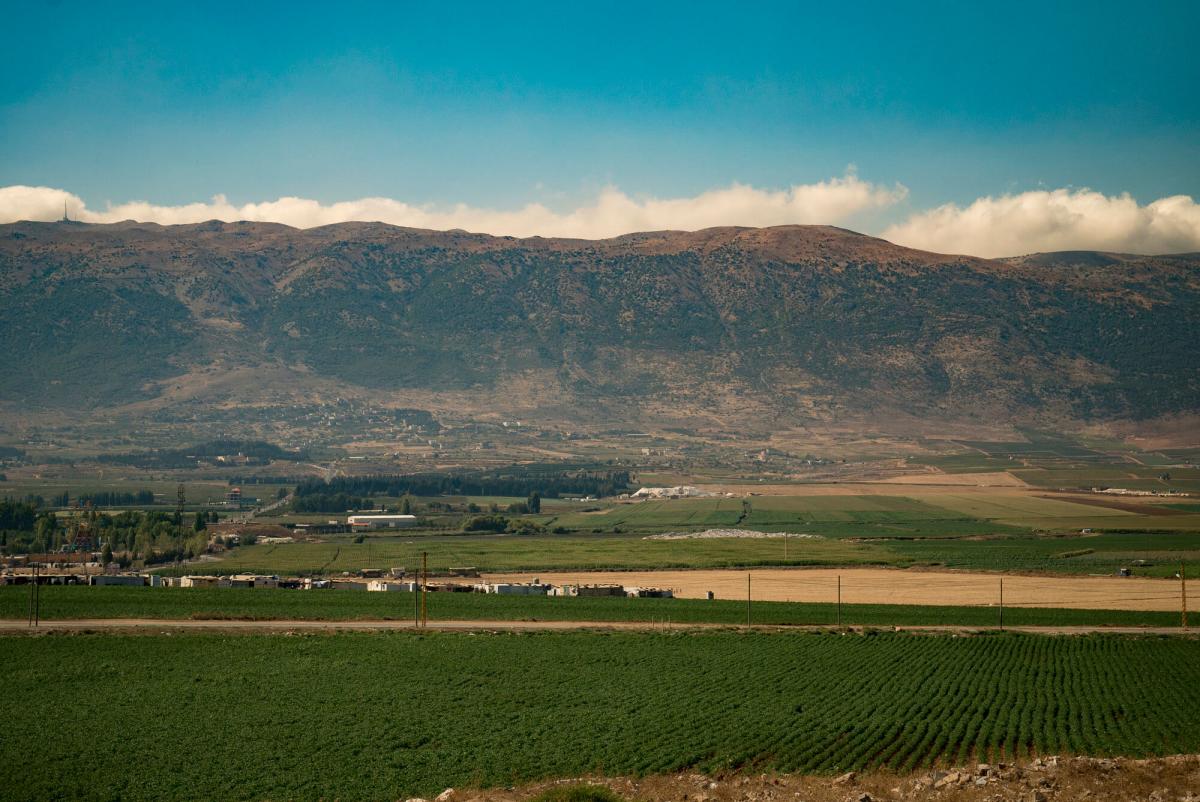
[294,469,630,502]
[0,501,215,565]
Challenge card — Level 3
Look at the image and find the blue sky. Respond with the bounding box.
[1,1,1198,255]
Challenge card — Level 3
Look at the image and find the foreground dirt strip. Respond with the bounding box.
[480,755,1200,802]
[482,567,1190,611]
[0,618,1194,635]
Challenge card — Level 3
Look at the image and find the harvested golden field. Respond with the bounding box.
[484,567,1190,612]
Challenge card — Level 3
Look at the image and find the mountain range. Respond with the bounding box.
[1,220,1197,434]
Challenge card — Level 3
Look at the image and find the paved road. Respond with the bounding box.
[1,618,1195,636]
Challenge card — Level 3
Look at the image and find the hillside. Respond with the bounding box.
[0,220,1197,433]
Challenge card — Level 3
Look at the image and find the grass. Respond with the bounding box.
[534,787,626,802]
[0,585,1188,628]
[1013,467,1200,493]
[173,526,1200,578]
[2,630,1198,800]
[176,533,894,575]
[908,454,1022,473]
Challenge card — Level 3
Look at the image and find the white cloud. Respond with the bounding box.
[882,189,1200,257]
[0,175,905,240]
[8,182,1196,257]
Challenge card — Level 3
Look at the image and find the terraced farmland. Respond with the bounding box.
[2,631,1198,801]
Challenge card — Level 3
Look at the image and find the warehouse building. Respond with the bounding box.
[347,514,418,529]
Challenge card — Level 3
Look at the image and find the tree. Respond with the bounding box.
[527,492,541,514]
[101,543,113,565]
[34,514,57,546]
[192,511,207,532]
[399,495,413,514]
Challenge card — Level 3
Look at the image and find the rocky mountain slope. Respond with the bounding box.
[0,220,1196,428]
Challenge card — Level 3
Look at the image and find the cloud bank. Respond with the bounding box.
[882,189,1200,258]
[0,176,903,240]
[2,181,1198,257]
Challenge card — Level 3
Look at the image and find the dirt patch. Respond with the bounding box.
[436,755,1200,802]
[483,567,1189,612]
[878,471,1030,487]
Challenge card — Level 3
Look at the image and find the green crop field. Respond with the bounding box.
[540,491,1200,539]
[184,533,892,575]
[1013,468,1200,494]
[2,631,1198,801]
[908,454,1021,473]
[178,526,1200,578]
[547,494,1028,540]
[550,497,746,531]
[0,585,1186,628]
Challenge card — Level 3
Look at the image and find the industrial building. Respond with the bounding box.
[89,575,146,587]
[347,514,418,529]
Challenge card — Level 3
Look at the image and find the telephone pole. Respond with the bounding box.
[421,551,428,627]
[745,571,751,629]
[837,574,842,630]
[1182,562,1188,630]
[27,564,40,627]
[999,577,1004,631]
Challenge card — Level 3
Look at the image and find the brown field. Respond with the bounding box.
[483,567,1189,612]
[877,470,1030,486]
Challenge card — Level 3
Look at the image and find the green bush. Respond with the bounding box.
[532,786,626,802]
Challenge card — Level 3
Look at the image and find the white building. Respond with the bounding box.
[477,582,551,596]
[347,514,418,529]
[180,575,220,588]
[367,580,414,592]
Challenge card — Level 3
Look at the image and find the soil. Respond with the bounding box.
[432,755,1200,802]
[482,568,1188,612]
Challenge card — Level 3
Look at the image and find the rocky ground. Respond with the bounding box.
[418,755,1200,802]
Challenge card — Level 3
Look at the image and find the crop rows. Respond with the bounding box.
[2,631,1199,801]
[0,585,1187,627]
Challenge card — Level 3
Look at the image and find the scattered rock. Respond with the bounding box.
[436,790,456,802]
[933,771,962,789]
[832,771,856,786]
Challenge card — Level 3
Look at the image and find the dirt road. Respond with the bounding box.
[481,567,1189,611]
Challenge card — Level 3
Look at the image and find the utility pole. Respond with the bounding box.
[28,564,40,627]
[837,575,842,630]
[421,551,428,628]
[175,484,186,529]
[746,571,751,629]
[1182,562,1188,630]
[999,577,1004,631]
[413,560,420,628]
[783,532,788,562]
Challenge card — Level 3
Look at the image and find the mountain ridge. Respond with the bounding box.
[1,221,1197,431]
